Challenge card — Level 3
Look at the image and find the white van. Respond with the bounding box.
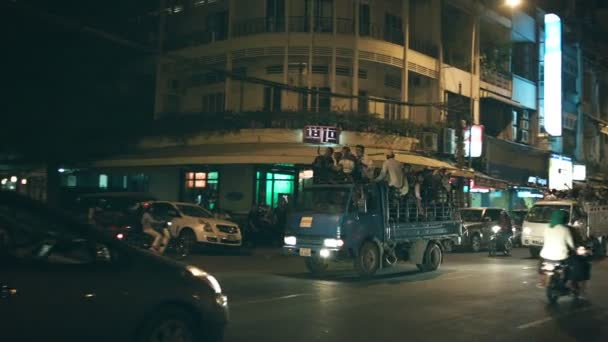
[521,200,588,257]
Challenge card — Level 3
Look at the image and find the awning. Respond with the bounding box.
[367,150,474,177]
[474,172,511,190]
[480,90,525,109]
[93,143,322,168]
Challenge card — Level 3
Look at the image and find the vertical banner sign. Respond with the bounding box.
[549,154,572,191]
[544,14,562,136]
[464,125,484,158]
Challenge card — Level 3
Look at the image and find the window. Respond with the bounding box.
[358,90,368,114]
[384,74,401,89]
[202,93,225,113]
[183,171,219,209]
[311,87,331,112]
[256,171,295,208]
[358,69,368,79]
[176,204,213,218]
[151,203,175,218]
[266,0,285,32]
[336,66,351,76]
[206,10,228,40]
[384,13,403,45]
[484,209,501,222]
[312,65,329,74]
[99,175,108,189]
[264,87,282,112]
[306,0,333,33]
[359,3,370,36]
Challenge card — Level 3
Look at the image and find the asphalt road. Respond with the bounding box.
[189,248,608,342]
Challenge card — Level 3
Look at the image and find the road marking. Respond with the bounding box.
[516,306,594,330]
[233,293,310,306]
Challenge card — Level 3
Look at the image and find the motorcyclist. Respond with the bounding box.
[493,211,513,251]
[538,210,574,287]
[141,204,170,254]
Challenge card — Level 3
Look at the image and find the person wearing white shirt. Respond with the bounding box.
[540,210,575,261]
[374,150,404,189]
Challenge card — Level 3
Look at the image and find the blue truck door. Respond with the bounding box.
[349,184,383,246]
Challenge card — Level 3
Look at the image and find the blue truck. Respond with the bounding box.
[283,182,462,277]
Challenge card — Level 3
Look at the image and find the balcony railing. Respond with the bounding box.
[167,30,227,50]
[232,17,285,37]
[481,67,513,91]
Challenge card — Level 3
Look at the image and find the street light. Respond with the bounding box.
[505,0,522,8]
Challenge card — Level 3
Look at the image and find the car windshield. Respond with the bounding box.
[459,209,484,222]
[295,187,351,214]
[176,204,213,218]
[525,205,570,223]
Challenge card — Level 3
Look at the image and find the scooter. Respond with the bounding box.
[488,226,513,256]
[119,222,190,260]
[541,246,588,304]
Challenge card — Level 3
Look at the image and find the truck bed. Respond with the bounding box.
[390,220,461,241]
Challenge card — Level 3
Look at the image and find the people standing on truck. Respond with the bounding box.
[312,147,335,183]
[414,172,425,218]
[374,150,405,190]
[355,144,374,181]
[338,146,357,181]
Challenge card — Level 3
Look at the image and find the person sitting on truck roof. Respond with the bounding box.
[312,147,335,184]
[338,146,357,181]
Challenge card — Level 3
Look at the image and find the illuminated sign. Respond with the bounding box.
[303,126,340,144]
[573,164,586,181]
[527,176,548,187]
[517,191,544,198]
[464,125,484,158]
[549,154,572,191]
[544,14,562,136]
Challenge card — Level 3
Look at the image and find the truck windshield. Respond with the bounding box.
[526,205,570,223]
[295,187,351,214]
[459,209,483,222]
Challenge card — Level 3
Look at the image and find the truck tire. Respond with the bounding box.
[471,234,482,253]
[529,247,541,258]
[305,257,329,276]
[355,241,381,277]
[417,242,443,272]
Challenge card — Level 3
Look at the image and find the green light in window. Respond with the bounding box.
[273,173,294,180]
[208,172,219,180]
[275,163,295,167]
[266,180,273,206]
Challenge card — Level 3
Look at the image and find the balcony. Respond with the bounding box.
[409,39,439,58]
[232,17,285,37]
[360,23,404,45]
[481,67,512,92]
[167,30,227,50]
[336,18,354,35]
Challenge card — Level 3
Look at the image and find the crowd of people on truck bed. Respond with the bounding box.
[543,186,608,205]
[312,145,457,216]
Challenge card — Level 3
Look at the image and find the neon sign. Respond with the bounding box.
[464,125,484,158]
[544,14,562,136]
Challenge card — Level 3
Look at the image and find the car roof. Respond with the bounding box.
[533,200,577,206]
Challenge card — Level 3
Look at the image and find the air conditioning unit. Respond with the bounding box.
[442,128,456,155]
[421,132,438,152]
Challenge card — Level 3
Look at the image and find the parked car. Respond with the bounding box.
[458,207,512,252]
[148,201,243,250]
[509,209,528,247]
[0,191,228,342]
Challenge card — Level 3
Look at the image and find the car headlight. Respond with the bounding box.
[284,236,296,246]
[523,227,532,235]
[323,238,344,248]
[186,266,222,294]
[491,226,501,233]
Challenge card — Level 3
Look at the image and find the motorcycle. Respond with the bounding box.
[541,246,588,304]
[117,222,190,260]
[488,226,513,256]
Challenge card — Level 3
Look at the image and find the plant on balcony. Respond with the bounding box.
[480,43,512,76]
[151,110,446,143]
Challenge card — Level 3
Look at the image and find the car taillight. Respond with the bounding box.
[116,233,124,240]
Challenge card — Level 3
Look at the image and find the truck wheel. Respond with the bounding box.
[417,242,443,272]
[355,241,380,277]
[529,247,541,258]
[471,235,482,253]
[305,257,329,276]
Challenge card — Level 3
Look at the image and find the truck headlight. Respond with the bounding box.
[523,227,532,235]
[284,236,297,246]
[323,238,344,248]
[491,226,501,233]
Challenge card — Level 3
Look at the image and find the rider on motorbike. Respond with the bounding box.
[141,204,170,254]
[539,209,574,287]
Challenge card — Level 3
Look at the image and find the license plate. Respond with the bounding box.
[299,248,312,257]
[300,217,313,228]
[532,240,543,245]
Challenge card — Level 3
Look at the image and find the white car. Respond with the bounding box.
[521,200,587,257]
[149,201,242,249]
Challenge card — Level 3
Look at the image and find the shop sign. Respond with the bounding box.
[573,164,586,181]
[464,125,484,158]
[303,126,340,144]
[527,176,548,187]
[544,14,562,136]
[549,154,572,191]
